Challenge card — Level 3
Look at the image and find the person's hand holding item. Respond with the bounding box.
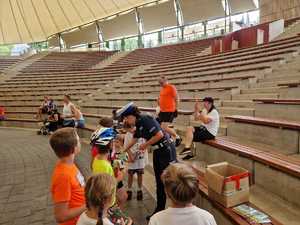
[127,150,135,163]
[139,142,148,153]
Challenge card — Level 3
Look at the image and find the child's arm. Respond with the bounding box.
[127,150,135,163]
[54,202,85,223]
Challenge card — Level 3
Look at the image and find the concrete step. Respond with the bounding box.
[263,74,300,82]
[0,118,39,129]
[221,100,255,108]
[150,147,300,225]
[195,137,300,211]
[5,112,36,120]
[218,107,255,117]
[226,121,299,155]
[232,93,279,100]
[255,103,300,122]
[241,87,280,94]
[252,81,279,88]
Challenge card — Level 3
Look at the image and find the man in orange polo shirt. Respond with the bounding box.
[157,76,181,146]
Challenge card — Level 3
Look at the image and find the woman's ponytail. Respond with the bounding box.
[96,203,104,225]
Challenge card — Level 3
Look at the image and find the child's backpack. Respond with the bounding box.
[0,107,5,121]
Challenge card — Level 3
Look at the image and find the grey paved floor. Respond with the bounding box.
[0,128,154,225]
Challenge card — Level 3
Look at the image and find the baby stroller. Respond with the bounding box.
[37,109,61,135]
[37,119,52,135]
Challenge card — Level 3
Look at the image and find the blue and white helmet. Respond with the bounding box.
[90,127,116,146]
[115,102,136,119]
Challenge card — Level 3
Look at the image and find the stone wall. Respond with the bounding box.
[260,0,300,23]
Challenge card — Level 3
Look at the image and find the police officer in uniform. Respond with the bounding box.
[116,102,177,220]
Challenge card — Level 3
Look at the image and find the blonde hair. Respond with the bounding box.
[162,163,199,206]
[85,174,116,225]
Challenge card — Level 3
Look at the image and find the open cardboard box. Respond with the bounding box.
[205,162,250,208]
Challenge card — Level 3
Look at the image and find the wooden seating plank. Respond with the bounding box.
[225,115,300,131]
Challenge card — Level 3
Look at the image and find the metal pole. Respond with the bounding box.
[224,0,228,33]
[95,21,101,51]
[58,33,62,52]
[135,7,143,48]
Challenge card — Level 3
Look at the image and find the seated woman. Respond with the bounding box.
[74,106,85,128]
[180,97,220,160]
[61,94,76,127]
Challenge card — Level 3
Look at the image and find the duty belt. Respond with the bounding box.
[152,138,173,151]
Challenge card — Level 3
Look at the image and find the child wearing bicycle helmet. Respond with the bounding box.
[90,128,127,208]
[90,127,116,175]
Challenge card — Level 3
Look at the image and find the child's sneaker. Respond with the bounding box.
[127,190,132,201]
[137,190,143,201]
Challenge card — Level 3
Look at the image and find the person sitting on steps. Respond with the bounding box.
[180,97,220,161]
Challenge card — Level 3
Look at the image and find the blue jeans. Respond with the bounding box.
[75,119,85,128]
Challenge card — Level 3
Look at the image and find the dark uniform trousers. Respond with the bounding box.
[153,141,177,212]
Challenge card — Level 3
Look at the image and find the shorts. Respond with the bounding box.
[75,120,85,128]
[63,119,75,127]
[128,168,144,175]
[158,112,176,123]
[193,125,215,142]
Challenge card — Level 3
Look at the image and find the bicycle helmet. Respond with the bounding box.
[116,102,139,119]
[90,127,117,146]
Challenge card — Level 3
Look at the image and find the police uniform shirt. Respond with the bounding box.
[134,115,162,142]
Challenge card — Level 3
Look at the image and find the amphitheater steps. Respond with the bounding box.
[250,186,300,225]
[92,51,130,69]
[0,118,39,129]
[221,100,255,108]
[80,65,154,104]
[0,52,50,83]
[232,93,279,100]
[275,19,300,40]
[240,87,281,94]
[259,74,300,83]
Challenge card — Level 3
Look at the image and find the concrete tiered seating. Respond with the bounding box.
[0,57,21,73]
[20,51,117,72]
[2,31,300,225]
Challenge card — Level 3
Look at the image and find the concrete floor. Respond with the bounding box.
[0,128,155,225]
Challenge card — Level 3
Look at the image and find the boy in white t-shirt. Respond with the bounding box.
[124,125,148,201]
[149,163,217,225]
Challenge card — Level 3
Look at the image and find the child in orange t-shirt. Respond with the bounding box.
[50,128,86,225]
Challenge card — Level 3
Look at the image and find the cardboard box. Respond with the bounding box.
[205,162,250,208]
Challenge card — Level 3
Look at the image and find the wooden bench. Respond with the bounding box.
[204,136,300,179]
[253,98,300,105]
[225,115,300,131]
[277,81,300,87]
